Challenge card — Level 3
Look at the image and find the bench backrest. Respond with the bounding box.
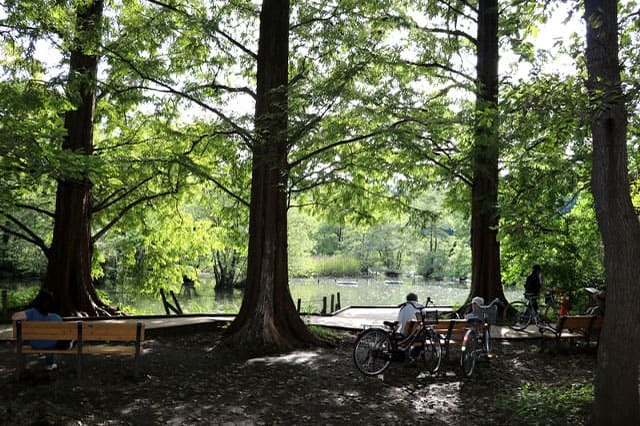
[555,315,597,331]
[13,321,79,341]
[82,321,145,341]
[432,319,469,338]
[403,320,420,336]
[14,321,145,342]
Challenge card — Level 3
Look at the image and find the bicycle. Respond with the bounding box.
[353,298,443,376]
[509,290,562,331]
[460,298,503,377]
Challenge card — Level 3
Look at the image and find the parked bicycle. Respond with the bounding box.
[460,298,503,377]
[353,298,443,376]
[509,290,562,331]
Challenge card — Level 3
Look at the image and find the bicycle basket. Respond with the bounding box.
[421,309,439,324]
[480,305,498,324]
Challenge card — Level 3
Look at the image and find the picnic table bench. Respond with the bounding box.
[538,315,603,350]
[13,320,145,381]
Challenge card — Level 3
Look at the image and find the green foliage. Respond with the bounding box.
[308,325,345,344]
[288,209,317,277]
[501,192,604,301]
[0,0,632,319]
[497,382,594,425]
[497,72,602,300]
[311,255,361,277]
[5,286,39,310]
[0,237,48,277]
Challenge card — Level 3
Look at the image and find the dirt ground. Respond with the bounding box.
[0,325,597,425]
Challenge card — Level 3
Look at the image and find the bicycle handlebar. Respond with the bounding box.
[473,298,504,310]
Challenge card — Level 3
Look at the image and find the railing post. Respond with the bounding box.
[330,294,335,313]
[160,289,171,315]
[336,292,341,311]
[321,296,327,315]
[297,298,301,313]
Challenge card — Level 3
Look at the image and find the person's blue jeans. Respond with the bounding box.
[29,340,57,366]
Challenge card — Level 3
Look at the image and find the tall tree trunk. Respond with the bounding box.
[584,0,640,423]
[44,0,107,316]
[469,0,506,304]
[223,0,321,353]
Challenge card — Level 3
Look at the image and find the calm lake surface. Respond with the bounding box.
[105,276,522,315]
[4,276,522,315]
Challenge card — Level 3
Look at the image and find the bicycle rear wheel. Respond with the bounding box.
[541,301,562,324]
[353,328,392,376]
[509,301,532,331]
[420,330,442,375]
[460,329,478,377]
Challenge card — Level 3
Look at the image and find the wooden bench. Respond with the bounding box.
[13,320,145,381]
[432,319,471,363]
[538,315,603,350]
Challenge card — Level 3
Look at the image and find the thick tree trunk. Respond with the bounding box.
[44,0,108,316]
[469,0,506,304]
[584,1,640,423]
[223,0,322,353]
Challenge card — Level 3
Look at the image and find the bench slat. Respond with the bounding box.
[80,345,139,355]
[81,322,145,341]
[556,315,594,330]
[20,345,141,355]
[14,321,79,340]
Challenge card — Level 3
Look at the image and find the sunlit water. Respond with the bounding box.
[289,277,522,310]
[3,276,522,315]
[102,276,522,315]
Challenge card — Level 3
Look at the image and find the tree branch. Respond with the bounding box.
[14,203,55,219]
[92,189,177,242]
[0,214,49,256]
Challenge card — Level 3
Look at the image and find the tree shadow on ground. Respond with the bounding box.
[0,329,596,425]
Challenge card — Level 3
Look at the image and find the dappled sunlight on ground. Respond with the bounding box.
[0,330,597,425]
[247,350,322,366]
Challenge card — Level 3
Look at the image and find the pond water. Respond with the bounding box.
[103,276,522,315]
[3,276,522,316]
[288,277,522,311]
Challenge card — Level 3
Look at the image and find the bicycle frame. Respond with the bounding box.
[460,298,502,377]
[353,301,443,376]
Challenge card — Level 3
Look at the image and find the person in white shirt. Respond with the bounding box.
[397,292,424,335]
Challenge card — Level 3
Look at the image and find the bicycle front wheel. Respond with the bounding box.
[353,328,392,376]
[460,329,478,377]
[482,327,491,354]
[420,330,442,375]
[509,301,531,331]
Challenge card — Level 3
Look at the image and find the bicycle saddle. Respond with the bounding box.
[384,320,399,329]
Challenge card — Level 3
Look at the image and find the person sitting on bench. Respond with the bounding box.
[397,292,424,334]
[12,289,69,371]
[396,293,426,360]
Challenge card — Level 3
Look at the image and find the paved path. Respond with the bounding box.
[0,306,542,341]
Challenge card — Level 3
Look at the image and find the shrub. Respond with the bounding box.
[497,382,593,425]
[311,255,360,277]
